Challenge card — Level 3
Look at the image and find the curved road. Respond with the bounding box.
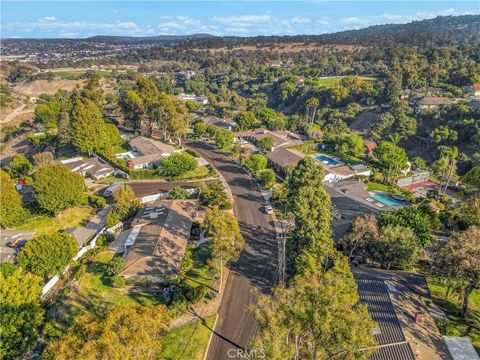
[187,141,278,360]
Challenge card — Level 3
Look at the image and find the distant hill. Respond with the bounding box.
[85,33,217,44]
[314,15,480,47]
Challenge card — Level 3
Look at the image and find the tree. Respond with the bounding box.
[257,136,274,153]
[234,111,258,130]
[379,206,435,247]
[120,89,145,130]
[198,180,231,210]
[257,169,276,189]
[206,207,244,294]
[0,269,44,359]
[463,166,480,190]
[105,257,125,277]
[306,97,319,123]
[244,154,267,176]
[159,152,197,177]
[214,129,234,149]
[34,100,62,129]
[368,225,419,269]
[106,185,142,228]
[17,233,78,279]
[436,226,480,317]
[0,170,29,228]
[288,157,331,264]
[34,165,85,213]
[430,126,458,144]
[8,154,32,178]
[440,146,458,194]
[252,251,376,359]
[193,122,208,137]
[343,214,379,259]
[33,151,54,169]
[43,305,169,360]
[169,186,190,199]
[374,141,408,182]
[333,134,364,158]
[70,98,111,154]
[370,112,395,140]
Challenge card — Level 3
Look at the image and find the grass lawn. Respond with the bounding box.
[183,243,213,290]
[111,144,129,155]
[306,76,376,89]
[288,141,319,155]
[15,206,94,235]
[60,250,161,326]
[174,166,211,181]
[367,182,390,192]
[427,276,480,353]
[161,315,216,360]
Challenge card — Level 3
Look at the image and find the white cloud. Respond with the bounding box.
[290,17,311,25]
[212,15,271,27]
[1,18,156,36]
[58,31,78,38]
[39,16,57,23]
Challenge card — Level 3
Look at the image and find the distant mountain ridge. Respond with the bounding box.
[2,15,479,47]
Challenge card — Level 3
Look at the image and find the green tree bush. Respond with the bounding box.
[159,152,197,177]
[34,164,85,213]
[17,233,78,279]
[0,170,29,228]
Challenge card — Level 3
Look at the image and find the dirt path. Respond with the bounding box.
[1,102,33,124]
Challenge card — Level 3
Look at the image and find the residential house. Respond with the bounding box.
[65,227,96,248]
[266,147,305,173]
[177,93,209,105]
[201,116,237,131]
[120,200,201,282]
[364,140,377,155]
[60,156,115,179]
[467,83,480,97]
[176,70,195,80]
[0,230,35,263]
[411,95,453,112]
[127,136,180,169]
[234,129,304,151]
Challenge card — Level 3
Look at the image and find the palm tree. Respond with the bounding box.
[306,97,319,123]
[442,146,458,194]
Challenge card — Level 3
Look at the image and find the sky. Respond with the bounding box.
[1,1,479,38]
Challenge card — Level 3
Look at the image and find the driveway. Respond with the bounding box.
[187,141,278,360]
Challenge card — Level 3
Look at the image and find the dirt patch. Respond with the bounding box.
[14,79,85,97]
[350,107,379,134]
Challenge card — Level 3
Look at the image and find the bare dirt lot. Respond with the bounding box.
[13,79,85,97]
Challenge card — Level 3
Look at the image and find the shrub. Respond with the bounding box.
[159,152,197,178]
[244,154,267,176]
[111,275,126,288]
[105,257,125,277]
[169,186,190,199]
[257,169,276,189]
[88,194,107,208]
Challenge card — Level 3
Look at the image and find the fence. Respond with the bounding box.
[41,227,106,298]
[397,171,430,188]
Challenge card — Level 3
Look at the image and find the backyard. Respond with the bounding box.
[427,276,480,353]
[15,206,94,235]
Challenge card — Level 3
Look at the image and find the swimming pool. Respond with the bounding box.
[314,154,339,166]
[371,193,405,207]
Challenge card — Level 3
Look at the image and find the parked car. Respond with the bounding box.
[265,205,274,214]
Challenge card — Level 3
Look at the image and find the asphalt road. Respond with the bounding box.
[187,141,278,360]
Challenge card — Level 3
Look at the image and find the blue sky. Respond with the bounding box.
[1,1,479,38]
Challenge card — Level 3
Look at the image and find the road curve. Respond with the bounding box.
[187,141,278,360]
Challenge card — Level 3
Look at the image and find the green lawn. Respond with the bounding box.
[427,276,480,353]
[183,243,213,290]
[288,141,319,155]
[306,76,376,89]
[15,206,94,235]
[161,315,216,360]
[48,70,118,79]
[174,165,211,181]
[60,250,161,326]
[367,182,390,192]
[111,144,129,155]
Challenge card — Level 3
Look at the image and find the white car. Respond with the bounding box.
[264,205,274,214]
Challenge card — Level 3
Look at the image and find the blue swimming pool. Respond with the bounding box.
[371,193,405,207]
[314,154,339,166]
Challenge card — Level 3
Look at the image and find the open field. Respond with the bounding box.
[161,315,216,360]
[15,206,94,235]
[13,79,85,97]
